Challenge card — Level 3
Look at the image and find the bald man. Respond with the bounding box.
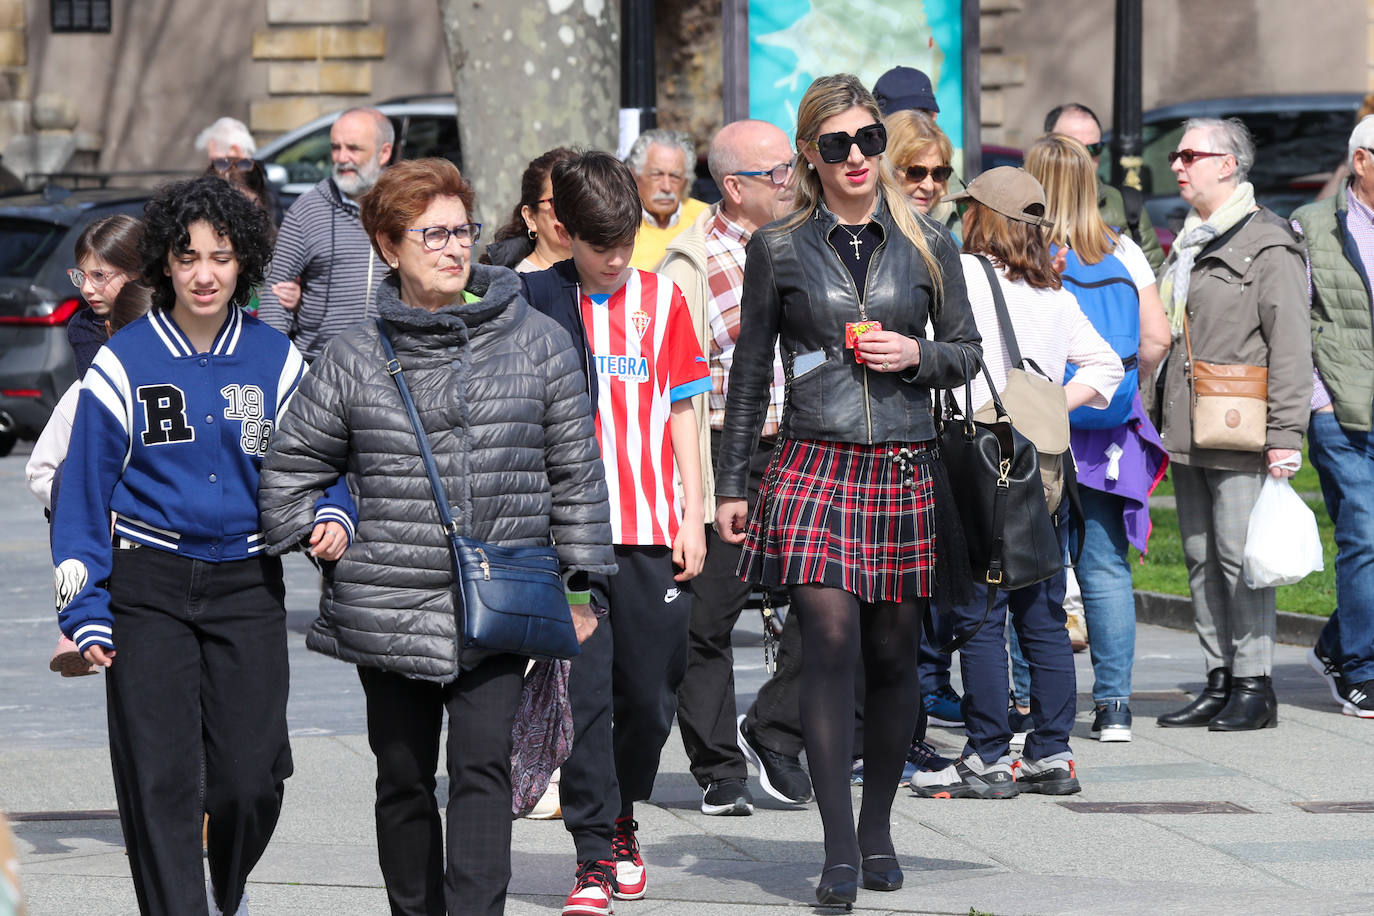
[660,120,814,815]
[257,107,395,361]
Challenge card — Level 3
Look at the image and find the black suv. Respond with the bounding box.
[1102,93,1364,248]
[0,187,150,455]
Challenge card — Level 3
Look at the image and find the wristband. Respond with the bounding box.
[566,589,592,605]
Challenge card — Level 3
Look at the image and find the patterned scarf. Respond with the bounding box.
[1159,181,1256,336]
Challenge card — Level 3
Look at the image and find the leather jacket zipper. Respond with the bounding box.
[855,240,883,444]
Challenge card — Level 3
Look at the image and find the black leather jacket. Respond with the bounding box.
[716,197,982,499]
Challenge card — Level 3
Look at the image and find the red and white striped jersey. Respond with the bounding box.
[580,269,711,546]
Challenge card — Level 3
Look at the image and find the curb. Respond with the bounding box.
[1134,590,1326,648]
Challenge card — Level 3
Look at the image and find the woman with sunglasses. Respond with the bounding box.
[482,147,577,273]
[259,158,613,915]
[1154,118,1311,731]
[715,73,980,908]
[884,109,960,238]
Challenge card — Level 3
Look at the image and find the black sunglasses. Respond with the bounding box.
[1084,141,1105,157]
[211,157,255,174]
[812,123,887,164]
[902,164,954,184]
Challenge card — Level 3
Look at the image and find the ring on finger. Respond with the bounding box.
[881,360,890,370]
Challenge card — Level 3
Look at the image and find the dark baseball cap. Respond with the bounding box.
[872,66,940,116]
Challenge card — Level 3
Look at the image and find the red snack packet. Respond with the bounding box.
[845,320,882,362]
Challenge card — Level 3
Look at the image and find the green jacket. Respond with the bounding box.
[1291,182,1374,431]
[1099,180,1165,273]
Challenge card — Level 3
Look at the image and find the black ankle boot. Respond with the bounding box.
[1157,667,1231,727]
[1209,675,1278,731]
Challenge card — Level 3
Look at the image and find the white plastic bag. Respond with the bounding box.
[1242,475,1324,589]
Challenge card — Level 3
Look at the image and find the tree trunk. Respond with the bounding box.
[437,0,620,226]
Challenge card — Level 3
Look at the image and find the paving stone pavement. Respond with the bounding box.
[4,446,1374,915]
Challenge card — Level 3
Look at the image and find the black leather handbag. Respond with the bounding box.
[376,319,580,660]
[936,351,1064,652]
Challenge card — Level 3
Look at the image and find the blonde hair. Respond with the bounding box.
[883,109,953,175]
[780,74,944,307]
[1024,133,1117,265]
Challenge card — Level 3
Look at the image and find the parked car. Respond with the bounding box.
[0,187,151,455]
[1101,93,1364,249]
[257,95,462,209]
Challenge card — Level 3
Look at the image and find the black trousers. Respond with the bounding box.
[104,547,291,916]
[678,434,805,783]
[561,545,691,863]
[357,655,525,916]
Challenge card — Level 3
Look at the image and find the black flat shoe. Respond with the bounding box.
[861,854,903,891]
[1209,675,1278,731]
[816,864,858,910]
[1158,667,1231,727]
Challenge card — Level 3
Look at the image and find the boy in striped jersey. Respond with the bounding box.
[523,151,710,915]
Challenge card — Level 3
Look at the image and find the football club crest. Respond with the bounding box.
[631,309,652,339]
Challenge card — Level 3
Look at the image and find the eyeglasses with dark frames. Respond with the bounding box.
[731,163,793,186]
[1084,141,1105,158]
[67,267,123,289]
[1167,149,1228,167]
[810,123,887,164]
[901,164,954,184]
[211,157,256,174]
[407,223,483,250]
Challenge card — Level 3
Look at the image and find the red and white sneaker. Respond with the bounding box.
[610,816,646,900]
[562,860,615,916]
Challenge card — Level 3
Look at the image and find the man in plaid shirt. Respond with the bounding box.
[659,120,815,816]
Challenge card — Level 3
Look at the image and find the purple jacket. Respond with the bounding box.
[1071,392,1169,552]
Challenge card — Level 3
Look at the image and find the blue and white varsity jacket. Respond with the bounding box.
[51,307,356,654]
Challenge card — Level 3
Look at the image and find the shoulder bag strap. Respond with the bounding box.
[375,318,459,538]
[975,254,1023,366]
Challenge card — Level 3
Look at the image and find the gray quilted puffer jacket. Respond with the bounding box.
[259,264,615,682]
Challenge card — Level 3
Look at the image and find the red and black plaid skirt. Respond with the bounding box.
[739,438,935,603]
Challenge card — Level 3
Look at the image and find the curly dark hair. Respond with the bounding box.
[139,176,272,311]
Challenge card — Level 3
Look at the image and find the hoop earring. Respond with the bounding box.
[528,228,537,240]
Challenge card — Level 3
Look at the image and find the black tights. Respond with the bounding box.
[792,583,924,872]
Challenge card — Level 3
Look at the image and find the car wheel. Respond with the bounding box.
[0,431,16,457]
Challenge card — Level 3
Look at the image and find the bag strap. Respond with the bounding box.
[375,318,459,538]
[975,254,1023,366]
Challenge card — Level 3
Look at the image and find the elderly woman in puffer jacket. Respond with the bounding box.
[258,158,615,916]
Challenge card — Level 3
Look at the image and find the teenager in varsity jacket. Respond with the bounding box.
[50,177,355,916]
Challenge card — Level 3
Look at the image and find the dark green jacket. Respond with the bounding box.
[1099,180,1165,273]
[1291,182,1374,431]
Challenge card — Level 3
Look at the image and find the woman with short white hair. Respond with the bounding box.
[1155,117,1311,731]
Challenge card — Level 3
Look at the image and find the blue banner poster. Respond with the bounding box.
[748,0,964,165]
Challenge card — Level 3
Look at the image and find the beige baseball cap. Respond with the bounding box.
[944,166,1053,228]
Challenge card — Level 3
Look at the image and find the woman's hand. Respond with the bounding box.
[715,498,749,546]
[571,603,599,644]
[309,520,349,561]
[1265,448,1300,479]
[83,645,115,668]
[673,521,706,581]
[855,330,921,373]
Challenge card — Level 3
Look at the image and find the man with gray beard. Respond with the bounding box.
[257,107,394,361]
